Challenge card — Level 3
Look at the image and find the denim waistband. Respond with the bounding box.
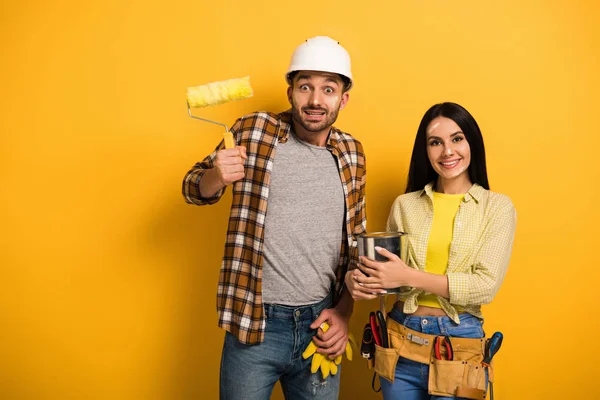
[389,304,482,330]
[264,292,333,321]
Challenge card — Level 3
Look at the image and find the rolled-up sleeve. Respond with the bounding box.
[448,199,517,306]
[182,119,242,205]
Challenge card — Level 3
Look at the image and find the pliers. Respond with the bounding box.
[434,335,454,360]
[369,311,389,348]
[376,311,389,348]
[369,312,382,346]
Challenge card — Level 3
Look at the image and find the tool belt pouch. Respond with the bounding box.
[428,358,487,400]
[427,333,490,400]
[373,344,399,382]
[373,322,433,383]
[379,317,491,399]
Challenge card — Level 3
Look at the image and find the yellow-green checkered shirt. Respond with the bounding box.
[386,182,516,323]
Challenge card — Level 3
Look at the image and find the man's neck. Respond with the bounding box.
[292,122,330,147]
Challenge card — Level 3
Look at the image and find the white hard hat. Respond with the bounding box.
[286,36,353,90]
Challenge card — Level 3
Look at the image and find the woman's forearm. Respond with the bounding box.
[405,268,450,299]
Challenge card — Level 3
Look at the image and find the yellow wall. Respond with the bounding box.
[2,0,599,398]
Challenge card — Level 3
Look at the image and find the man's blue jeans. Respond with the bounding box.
[219,294,340,400]
[380,307,486,400]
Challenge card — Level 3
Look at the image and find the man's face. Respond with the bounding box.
[287,71,349,136]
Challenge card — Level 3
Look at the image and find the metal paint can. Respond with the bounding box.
[356,231,408,294]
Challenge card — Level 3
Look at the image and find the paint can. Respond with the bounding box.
[356,232,408,294]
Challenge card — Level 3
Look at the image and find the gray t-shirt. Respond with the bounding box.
[261,131,345,305]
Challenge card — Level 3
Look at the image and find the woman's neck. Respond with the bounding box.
[435,178,473,194]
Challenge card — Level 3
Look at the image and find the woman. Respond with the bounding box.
[346,102,516,399]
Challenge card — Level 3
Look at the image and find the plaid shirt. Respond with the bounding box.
[386,183,516,323]
[183,111,367,344]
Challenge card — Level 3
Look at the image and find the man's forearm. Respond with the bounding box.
[334,286,354,319]
[199,168,225,198]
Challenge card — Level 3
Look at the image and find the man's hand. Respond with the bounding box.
[302,321,355,378]
[344,269,386,300]
[310,307,350,359]
[214,146,247,186]
[200,146,247,198]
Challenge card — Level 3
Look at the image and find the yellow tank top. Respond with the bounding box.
[418,191,464,308]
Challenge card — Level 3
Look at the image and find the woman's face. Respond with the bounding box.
[426,116,471,185]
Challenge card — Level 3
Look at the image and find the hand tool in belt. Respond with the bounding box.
[369,312,382,347]
[483,332,503,400]
[361,323,375,359]
[375,311,389,348]
[433,335,454,360]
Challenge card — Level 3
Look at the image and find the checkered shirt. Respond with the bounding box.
[386,182,516,323]
[183,111,367,344]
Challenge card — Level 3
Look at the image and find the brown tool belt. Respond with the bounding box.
[373,317,493,400]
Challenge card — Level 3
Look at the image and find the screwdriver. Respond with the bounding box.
[483,332,503,400]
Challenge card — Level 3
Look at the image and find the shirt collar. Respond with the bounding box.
[464,184,485,203]
[420,182,485,203]
[278,111,293,143]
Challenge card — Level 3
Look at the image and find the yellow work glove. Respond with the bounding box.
[301,322,357,379]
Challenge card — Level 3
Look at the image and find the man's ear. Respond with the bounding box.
[339,92,350,110]
[287,86,293,104]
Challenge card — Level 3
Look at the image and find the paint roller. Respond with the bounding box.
[186,76,254,149]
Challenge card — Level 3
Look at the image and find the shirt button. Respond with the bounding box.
[422,319,428,325]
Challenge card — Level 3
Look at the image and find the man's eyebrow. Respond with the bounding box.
[296,75,341,85]
[296,74,312,81]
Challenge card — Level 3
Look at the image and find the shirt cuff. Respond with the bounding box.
[185,169,225,205]
[447,272,470,306]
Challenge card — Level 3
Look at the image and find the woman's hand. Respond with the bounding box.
[356,246,412,290]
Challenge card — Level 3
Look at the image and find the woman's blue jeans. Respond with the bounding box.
[380,306,487,400]
[219,294,340,400]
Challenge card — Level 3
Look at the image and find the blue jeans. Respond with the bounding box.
[219,294,340,400]
[380,307,486,400]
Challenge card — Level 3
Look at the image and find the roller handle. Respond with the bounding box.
[223,131,235,149]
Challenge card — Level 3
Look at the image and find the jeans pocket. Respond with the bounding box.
[373,345,399,383]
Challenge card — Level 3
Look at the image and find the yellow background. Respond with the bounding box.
[2,0,599,398]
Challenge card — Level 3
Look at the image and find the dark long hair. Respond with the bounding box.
[405,102,490,193]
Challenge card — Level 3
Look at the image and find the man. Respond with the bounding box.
[182,36,366,400]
